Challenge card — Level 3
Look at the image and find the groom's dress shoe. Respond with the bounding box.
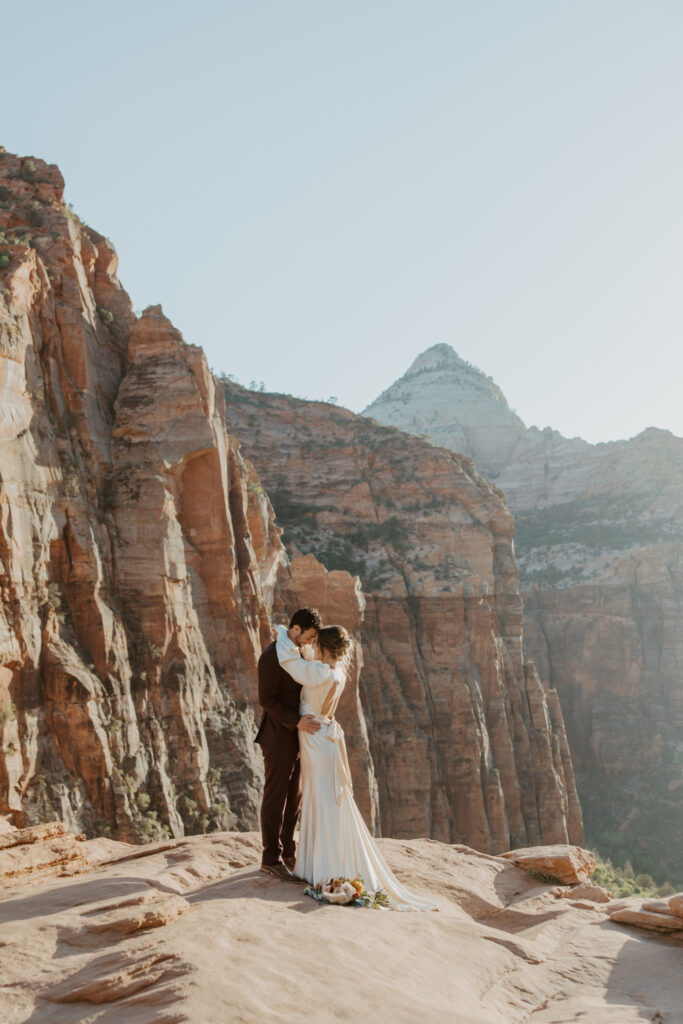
[282,857,306,882]
[260,861,301,884]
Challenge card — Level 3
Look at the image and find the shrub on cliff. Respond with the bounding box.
[26,201,45,227]
[20,158,37,181]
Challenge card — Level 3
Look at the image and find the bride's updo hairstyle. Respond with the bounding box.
[317,625,351,665]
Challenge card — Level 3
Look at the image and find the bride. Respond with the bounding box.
[274,623,436,912]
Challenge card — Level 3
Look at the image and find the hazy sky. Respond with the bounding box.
[4,1,683,443]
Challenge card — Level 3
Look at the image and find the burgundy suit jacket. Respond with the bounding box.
[254,641,302,749]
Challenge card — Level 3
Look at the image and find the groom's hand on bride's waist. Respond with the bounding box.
[298,714,321,734]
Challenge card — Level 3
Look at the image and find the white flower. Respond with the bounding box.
[322,880,357,905]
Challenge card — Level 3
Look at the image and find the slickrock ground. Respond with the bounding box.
[223,382,582,853]
[364,343,683,886]
[0,825,681,1024]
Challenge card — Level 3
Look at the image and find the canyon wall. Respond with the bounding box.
[364,343,683,884]
[0,148,376,842]
[223,382,582,851]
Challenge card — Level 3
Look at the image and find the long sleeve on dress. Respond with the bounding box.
[276,625,334,689]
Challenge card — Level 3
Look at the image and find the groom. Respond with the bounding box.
[255,607,323,881]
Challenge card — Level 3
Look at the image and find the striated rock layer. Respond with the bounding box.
[223,382,582,852]
[364,343,683,884]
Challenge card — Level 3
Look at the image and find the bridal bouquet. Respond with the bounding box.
[323,877,358,904]
[304,876,390,909]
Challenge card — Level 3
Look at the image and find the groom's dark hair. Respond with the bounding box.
[289,607,322,632]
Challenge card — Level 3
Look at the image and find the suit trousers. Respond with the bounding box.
[260,742,301,865]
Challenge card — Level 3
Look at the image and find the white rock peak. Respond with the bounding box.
[364,343,526,478]
[404,343,468,375]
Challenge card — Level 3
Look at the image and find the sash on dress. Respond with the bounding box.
[325,717,353,804]
[303,705,353,804]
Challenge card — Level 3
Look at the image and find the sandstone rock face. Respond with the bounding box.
[364,344,683,885]
[0,149,288,840]
[223,383,582,852]
[524,543,683,885]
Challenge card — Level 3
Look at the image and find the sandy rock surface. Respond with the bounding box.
[0,830,680,1024]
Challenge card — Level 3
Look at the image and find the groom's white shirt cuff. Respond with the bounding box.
[275,625,333,689]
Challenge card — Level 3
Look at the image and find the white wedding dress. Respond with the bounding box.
[275,627,436,912]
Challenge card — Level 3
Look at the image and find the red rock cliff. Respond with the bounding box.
[0,150,284,840]
[0,149,377,842]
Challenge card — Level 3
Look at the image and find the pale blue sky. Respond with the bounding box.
[4,0,683,443]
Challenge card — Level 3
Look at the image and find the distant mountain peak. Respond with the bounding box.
[405,343,468,375]
[363,343,526,477]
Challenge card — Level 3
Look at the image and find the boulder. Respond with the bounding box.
[609,907,683,933]
[642,898,674,915]
[668,893,683,919]
[561,881,611,903]
[500,845,596,884]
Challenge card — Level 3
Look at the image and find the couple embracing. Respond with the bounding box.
[255,607,435,912]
